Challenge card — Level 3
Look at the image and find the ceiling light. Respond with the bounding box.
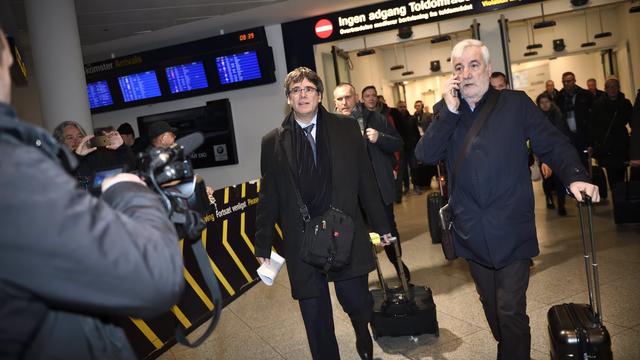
[357,37,375,57]
[594,9,612,38]
[533,3,556,29]
[430,23,451,44]
[402,71,414,76]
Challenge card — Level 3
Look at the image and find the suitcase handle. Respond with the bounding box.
[577,191,603,324]
[371,238,412,301]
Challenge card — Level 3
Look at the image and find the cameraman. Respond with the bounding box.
[0,28,184,359]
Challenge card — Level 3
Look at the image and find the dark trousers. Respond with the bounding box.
[401,150,417,190]
[542,173,566,208]
[382,203,411,282]
[298,274,373,360]
[602,164,627,192]
[468,259,531,360]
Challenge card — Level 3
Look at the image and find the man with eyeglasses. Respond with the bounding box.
[255,67,392,360]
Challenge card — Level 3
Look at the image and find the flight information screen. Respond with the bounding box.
[118,70,162,102]
[215,51,262,85]
[165,61,209,94]
[87,80,113,109]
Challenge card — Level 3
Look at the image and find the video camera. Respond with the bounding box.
[137,132,208,243]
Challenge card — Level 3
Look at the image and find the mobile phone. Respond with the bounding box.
[89,135,110,148]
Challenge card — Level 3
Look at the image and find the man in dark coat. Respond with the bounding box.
[395,100,422,195]
[0,29,184,359]
[589,78,633,190]
[333,82,410,283]
[555,71,594,165]
[630,90,640,180]
[255,68,391,360]
[415,39,600,360]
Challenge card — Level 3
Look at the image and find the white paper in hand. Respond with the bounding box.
[257,251,285,286]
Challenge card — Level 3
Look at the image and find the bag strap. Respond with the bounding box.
[276,127,311,223]
[450,90,500,190]
[600,110,618,149]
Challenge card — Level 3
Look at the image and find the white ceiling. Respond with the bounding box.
[5,0,386,51]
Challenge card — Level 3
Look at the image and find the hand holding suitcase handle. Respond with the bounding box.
[567,181,600,203]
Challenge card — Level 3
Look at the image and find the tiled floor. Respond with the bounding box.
[161,181,640,360]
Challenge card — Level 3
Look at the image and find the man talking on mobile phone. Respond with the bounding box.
[415,39,600,359]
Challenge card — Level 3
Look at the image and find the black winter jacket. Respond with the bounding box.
[0,102,184,359]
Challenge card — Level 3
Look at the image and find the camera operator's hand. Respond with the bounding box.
[101,173,146,193]
[75,135,97,156]
[105,130,124,150]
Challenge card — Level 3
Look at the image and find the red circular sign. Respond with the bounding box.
[315,19,333,39]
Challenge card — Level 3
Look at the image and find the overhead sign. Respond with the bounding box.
[281,0,543,72]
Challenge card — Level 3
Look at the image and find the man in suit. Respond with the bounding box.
[255,68,392,360]
[416,39,600,359]
[333,82,410,283]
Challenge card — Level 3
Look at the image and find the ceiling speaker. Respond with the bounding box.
[430,60,441,72]
[553,39,566,52]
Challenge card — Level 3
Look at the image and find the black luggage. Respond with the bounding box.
[370,239,439,338]
[412,162,430,187]
[547,194,612,359]
[427,193,443,244]
[612,177,640,224]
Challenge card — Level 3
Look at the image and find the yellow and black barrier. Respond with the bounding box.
[121,179,282,359]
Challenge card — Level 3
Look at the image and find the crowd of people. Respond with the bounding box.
[3,14,640,358]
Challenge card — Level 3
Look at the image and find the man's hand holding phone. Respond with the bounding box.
[444,75,461,114]
[75,135,98,156]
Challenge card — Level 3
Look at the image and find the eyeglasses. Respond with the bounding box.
[288,86,318,96]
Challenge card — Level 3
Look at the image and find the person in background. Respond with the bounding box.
[416,39,600,360]
[589,78,633,191]
[255,68,393,360]
[413,100,436,191]
[586,78,605,100]
[555,71,594,166]
[148,120,177,148]
[490,71,509,90]
[0,26,184,359]
[53,122,137,184]
[539,79,560,103]
[536,93,571,215]
[334,82,410,283]
[117,122,146,154]
[396,100,421,196]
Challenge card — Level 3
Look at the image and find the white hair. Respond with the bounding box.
[451,39,490,65]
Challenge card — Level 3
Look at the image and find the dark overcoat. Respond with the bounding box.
[255,106,390,299]
[416,88,590,268]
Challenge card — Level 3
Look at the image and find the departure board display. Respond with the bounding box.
[165,61,209,94]
[215,51,262,85]
[87,80,114,109]
[118,70,162,102]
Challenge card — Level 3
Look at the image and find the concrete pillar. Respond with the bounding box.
[25,0,92,133]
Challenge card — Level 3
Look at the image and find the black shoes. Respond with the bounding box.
[351,318,373,360]
[546,196,555,209]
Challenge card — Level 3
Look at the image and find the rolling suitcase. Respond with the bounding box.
[547,193,612,359]
[612,171,640,224]
[370,238,439,338]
